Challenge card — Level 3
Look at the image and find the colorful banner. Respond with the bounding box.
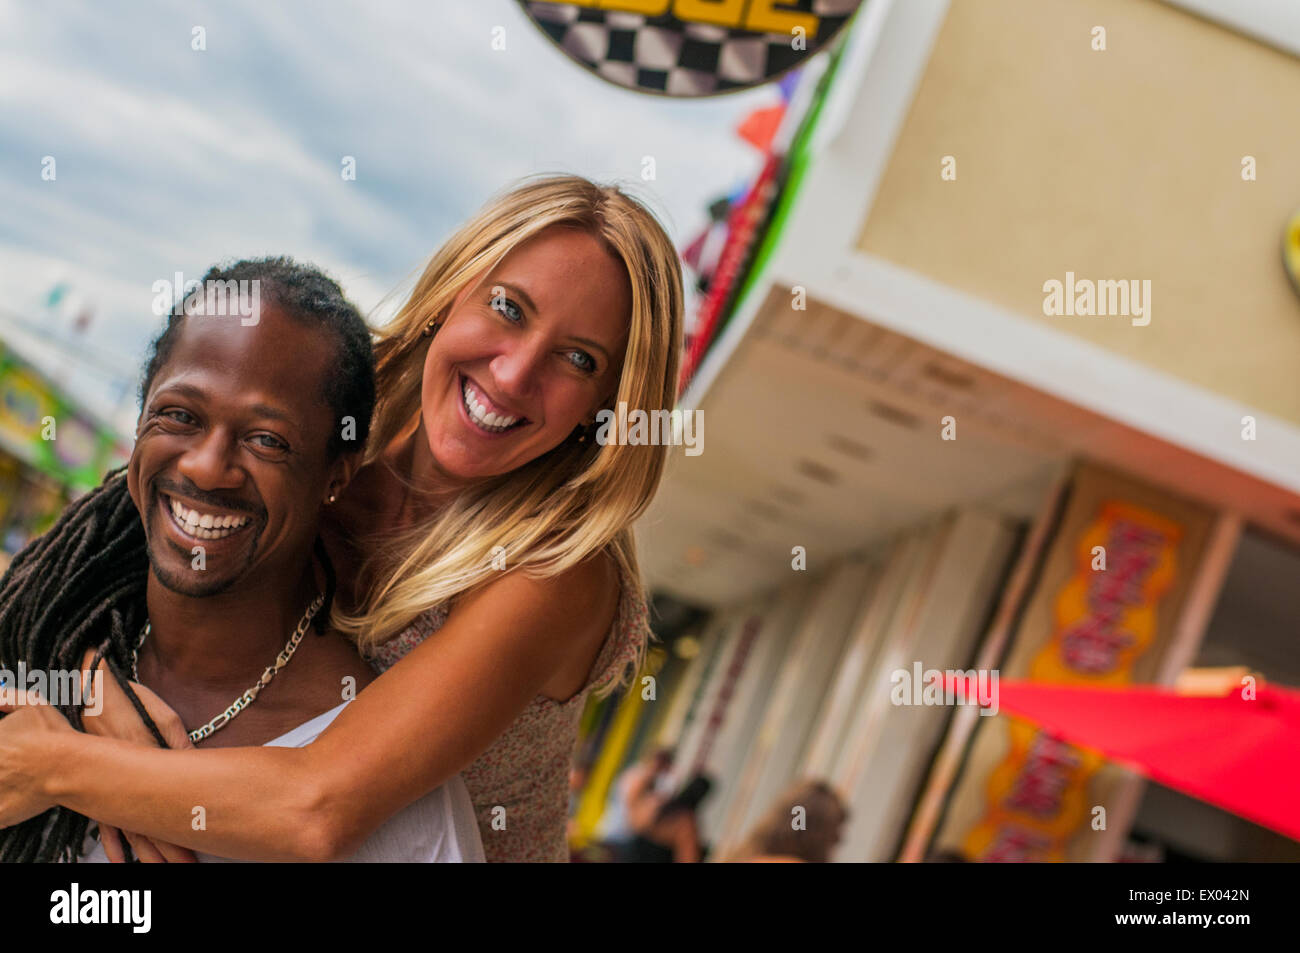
[679,151,781,388]
[0,346,128,491]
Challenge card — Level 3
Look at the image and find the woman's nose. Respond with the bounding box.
[490,340,546,400]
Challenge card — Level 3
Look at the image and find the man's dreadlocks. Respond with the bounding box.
[0,470,154,861]
[0,256,374,862]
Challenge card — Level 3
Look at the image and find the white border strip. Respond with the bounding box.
[786,0,951,263]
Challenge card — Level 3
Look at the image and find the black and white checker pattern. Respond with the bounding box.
[519,1,863,96]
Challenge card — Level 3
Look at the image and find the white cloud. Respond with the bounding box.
[0,0,782,437]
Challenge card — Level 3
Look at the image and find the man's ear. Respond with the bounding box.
[325,450,364,505]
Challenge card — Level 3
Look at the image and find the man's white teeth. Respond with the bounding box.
[169,497,250,540]
[462,380,521,432]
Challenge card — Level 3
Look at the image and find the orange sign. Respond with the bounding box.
[963,503,1182,862]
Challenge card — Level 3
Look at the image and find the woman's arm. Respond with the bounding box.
[8,557,618,862]
[79,666,199,863]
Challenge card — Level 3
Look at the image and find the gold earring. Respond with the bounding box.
[421,319,439,337]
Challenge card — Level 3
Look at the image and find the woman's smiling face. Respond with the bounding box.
[420,225,632,480]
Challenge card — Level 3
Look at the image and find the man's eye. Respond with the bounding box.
[250,433,288,451]
[160,409,196,425]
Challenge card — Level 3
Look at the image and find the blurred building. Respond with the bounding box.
[574,0,1300,862]
[0,335,131,572]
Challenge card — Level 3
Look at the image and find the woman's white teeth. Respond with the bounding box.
[462,380,520,432]
[169,497,250,540]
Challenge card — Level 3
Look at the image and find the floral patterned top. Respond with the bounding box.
[365,563,649,862]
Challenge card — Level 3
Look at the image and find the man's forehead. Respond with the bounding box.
[148,320,335,432]
[166,308,332,380]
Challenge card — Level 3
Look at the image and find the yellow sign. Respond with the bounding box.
[1284,207,1300,300]
[539,0,818,35]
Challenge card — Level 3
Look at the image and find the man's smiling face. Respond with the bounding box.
[127,304,344,597]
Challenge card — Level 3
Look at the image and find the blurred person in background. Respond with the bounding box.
[618,750,710,862]
[602,747,674,851]
[725,779,848,863]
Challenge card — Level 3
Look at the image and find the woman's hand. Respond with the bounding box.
[79,650,197,863]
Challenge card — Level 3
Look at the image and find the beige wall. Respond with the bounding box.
[856,0,1300,426]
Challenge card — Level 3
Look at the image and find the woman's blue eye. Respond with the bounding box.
[492,297,523,323]
[568,351,596,373]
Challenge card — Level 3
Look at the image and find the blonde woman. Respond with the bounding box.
[0,174,682,863]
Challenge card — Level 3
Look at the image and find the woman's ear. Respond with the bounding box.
[591,390,618,423]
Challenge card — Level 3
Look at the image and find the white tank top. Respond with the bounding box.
[80,701,485,863]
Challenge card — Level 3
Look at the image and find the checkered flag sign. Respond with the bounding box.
[518,1,864,97]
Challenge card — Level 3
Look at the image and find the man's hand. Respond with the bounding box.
[80,649,190,750]
[79,650,197,863]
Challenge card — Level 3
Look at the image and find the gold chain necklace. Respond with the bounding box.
[131,593,325,744]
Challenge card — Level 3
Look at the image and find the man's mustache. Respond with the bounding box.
[152,478,263,519]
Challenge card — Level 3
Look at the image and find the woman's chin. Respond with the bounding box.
[431,428,546,478]
[427,442,505,482]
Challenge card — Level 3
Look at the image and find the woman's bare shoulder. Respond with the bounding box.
[468,548,618,613]
[457,551,619,702]
[545,553,620,701]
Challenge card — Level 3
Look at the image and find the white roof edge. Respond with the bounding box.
[1161,0,1300,60]
[772,252,1300,499]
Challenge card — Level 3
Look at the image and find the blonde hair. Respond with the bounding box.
[332,174,683,693]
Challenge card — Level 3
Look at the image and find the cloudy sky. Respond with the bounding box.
[0,0,780,434]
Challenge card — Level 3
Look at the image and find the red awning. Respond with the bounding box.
[976,679,1300,842]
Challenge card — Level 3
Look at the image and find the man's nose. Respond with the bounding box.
[175,429,243,489]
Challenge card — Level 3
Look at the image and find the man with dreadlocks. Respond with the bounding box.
[0,258,484,863]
